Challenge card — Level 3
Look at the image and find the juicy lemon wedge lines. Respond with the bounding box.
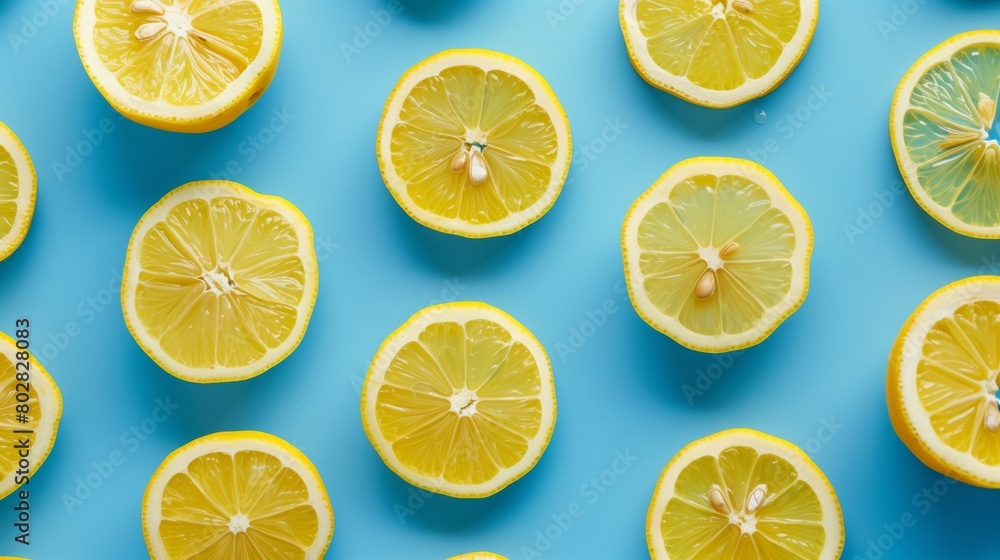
[647,429,844,560]
[891,30,1000,238]
[142,431,334,560]
[122,180,318,383]
[377,49,572,238]
[362,302,556,498]
[620,0,819,108]
[0,123,36,262]
[888,276,1000,487]
[74,0,282,132]
[622,157,813,353]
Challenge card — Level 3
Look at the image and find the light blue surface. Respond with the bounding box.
[0,0,999,558]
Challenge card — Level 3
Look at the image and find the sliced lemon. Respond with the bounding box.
[647,429,844,560]
[448,553,508,560]
[361,302,556,498]
[622,157,812,353]
[143,431,334,560]
[74,0,282,133]
[0,123,36,262]
[121,180,318,383]
[620,0,819,108]
[887,276,1000,487]
[376,49,572,238]
[0,332,62,500]
[890,31,1000,238]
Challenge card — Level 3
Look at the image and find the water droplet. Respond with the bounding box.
[753,109,767,125]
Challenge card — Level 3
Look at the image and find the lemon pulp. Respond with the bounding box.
[390,65,559,225]
[637,174,796,335]
[915,300,1000,464]
[634,0,801,90]
[93,0,264,105]
[898,40,1000,230]
[0,144,19,242]
[123,181,317,382]
[160,450,319,557]
[661,445,826,558]
[363,302,556,497]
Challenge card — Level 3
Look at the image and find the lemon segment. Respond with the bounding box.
[622,157,813,353]
[121,181,318,383]
[620,0,819,108]
[377,49,572,238]
[890,31,1000,238]
[888,276,1000,487]
[647,429,844,560]
[142,431,334,560]
[447,553,508,560]
[0,332,62,501]
[362,302,556,498]
[74,0,282,132]
[0,123,36,262]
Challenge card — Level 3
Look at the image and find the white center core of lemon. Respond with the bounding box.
[131,0,194,41]
[202,268,236,295]
[228,513,250,534]
[698,246,725,270]
[983,378,1000,432]
[449,131,490,186]
[449,389,479,417]
[709,482,767,534]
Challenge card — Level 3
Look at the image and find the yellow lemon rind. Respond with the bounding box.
[0,123,36,262]
[619,0,820,109]
[889,30,1000,239]
[646,428,844,560]
[621,157,814,354]
[73,0,283,133]
[376,48,572,238]
[447,553,508,560]
[361,301,557,498]
[121,180,319,383]
[142,430,334,560]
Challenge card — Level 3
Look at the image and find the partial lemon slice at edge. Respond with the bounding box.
[0,123,36,262]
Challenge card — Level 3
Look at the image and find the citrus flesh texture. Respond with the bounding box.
[892,32,1000,238]
[622,158,812,353]
[888,277,1000,487]
[143,431,334,560]
[0,332,61,500]
[447,553,508,560]
[378,49,571,237]
[648,429,844,560]
[75,0,281,132]
[122,181,317,383]
[621,0,818,107]
[362,302,556,498]
[0,123,36,261]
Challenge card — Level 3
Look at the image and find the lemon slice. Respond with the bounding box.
[0,332,62,500]
[361,302,556,498]
[448,553,508,560]
[620,0,819,108]
[121,180,318,383]
[376,49,572,238]
[647,429,844,560]
[143,431,334,560]
[74,0,282,133]
[887,276,1000,487]
[0,123,36,262]
[621,157,812,353]
[890,31,1000,238]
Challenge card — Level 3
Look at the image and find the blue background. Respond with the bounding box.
[1,0,999,558]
